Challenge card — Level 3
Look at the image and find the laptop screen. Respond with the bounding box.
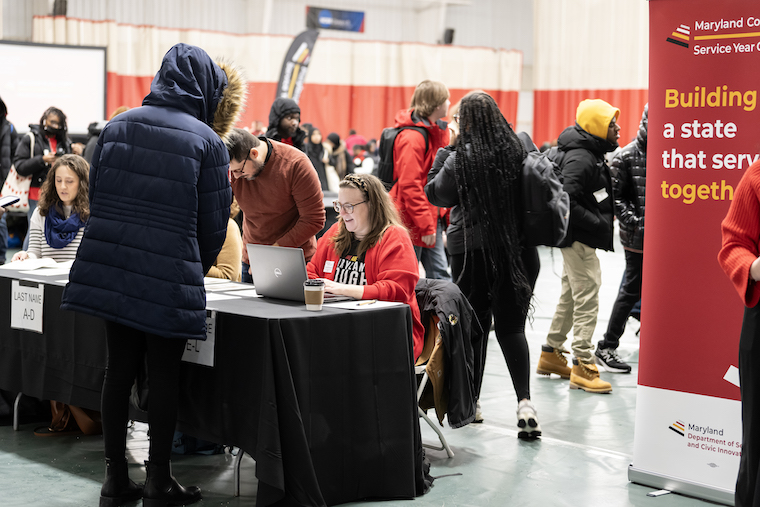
[245,244,354,303]
[246,244,309,302]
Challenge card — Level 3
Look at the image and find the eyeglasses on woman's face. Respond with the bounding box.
[333,200,367,214]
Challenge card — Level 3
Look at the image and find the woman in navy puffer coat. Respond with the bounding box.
[61,43,245,507]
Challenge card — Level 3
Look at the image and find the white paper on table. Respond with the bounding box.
[0,258,58,270]
[224,289,260,298]
[205,292,242,301]
[323,300,404,310]
[204,282,251,292]
[55,260,74,270]
[20,268,72,277]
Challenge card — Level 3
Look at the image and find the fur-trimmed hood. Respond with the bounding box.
[143,43,245,144]
[213,59,246,144]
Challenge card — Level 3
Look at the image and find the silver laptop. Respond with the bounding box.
[246,244,353,302]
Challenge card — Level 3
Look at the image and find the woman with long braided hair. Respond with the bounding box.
[426,91,541,438]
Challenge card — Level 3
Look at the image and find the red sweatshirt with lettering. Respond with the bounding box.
[307,222,424,360]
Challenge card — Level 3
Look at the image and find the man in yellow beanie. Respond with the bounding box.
[536,98,620,394]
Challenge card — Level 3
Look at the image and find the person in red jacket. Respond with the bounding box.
[719,159,760,507]
[307,173,424,360]
[389,80,451,280]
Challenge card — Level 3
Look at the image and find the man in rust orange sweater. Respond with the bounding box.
[226,128,325,283]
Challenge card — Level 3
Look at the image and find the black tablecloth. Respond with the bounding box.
[0,269,422,506]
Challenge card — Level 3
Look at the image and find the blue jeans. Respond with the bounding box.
[0,213,7,264]
[415,222,450,281]
[22,199,37,251]
[241,261,253,284]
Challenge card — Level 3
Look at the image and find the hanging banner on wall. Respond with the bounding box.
[631,0,760,504]
[276,29,319,103]
[306,7,365,33]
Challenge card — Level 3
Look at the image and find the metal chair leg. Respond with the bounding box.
[233,448,244,497]
[13,392,22,431]
[418,406,455,458]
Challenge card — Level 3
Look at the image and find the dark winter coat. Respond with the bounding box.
[556,124,616,251]
[61,43,245,340]
[425,146,482,255]
[266,97,306,152]
[0,119,18,182]
[611,106,647,251]
[415,278,479,428]
[83,120,107,165]
[305,127,329,190]
[13,124,74,191]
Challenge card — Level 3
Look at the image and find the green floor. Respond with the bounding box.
[0,239,726,506]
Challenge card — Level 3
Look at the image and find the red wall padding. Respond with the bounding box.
[108,72,518,141]
[533,89,649,147]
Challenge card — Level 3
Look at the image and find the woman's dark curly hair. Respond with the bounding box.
[454,91,532,315]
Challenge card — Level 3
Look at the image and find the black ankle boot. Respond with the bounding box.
[99,458,143,507]
[142,460,202,507]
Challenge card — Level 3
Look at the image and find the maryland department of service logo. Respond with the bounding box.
[667,24,690,48]
[669,420,685,436]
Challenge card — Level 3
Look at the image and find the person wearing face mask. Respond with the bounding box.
[265,97,306,152]
[305,126,330,191]
[307,173,424,360]
[13,107,84,250]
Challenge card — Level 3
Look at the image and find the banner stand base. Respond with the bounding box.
[628,464,734,506]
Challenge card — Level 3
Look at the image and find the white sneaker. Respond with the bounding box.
[516,399,541,439]
[473,399,484,423]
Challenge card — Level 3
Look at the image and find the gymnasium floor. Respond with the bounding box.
[0,234,725,506]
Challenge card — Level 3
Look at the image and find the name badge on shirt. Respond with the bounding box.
[593,188,609,203]
[324,260,335,273]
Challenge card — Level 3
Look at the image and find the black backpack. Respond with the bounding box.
[374,126,429,191]
[521,147,570,247]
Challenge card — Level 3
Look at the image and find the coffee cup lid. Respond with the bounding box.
[304,279,325,286]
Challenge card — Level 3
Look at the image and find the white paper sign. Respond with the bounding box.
[182,310,216,367]
[11,280,44,333]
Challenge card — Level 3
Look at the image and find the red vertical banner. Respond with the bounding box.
[631,1,760,503]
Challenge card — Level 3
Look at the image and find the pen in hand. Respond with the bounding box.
[357,299,377,306]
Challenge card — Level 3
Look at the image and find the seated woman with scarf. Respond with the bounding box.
[11,154,97,437]
[12,154,88,264]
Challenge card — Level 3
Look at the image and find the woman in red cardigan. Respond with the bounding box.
[719,159,760,507]
[307,173,424,360]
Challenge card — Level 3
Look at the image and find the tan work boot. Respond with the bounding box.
[569,358,612,393]
[536,344,571,379]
